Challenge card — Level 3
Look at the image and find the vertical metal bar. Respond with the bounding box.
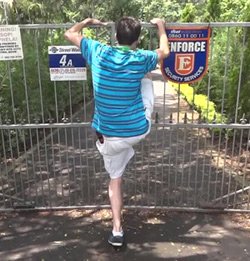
[7,63,17,124]
[221,27,230,119]
[132,150,137,206]
[57,129,64,205]
[42,128,51,207]
[82,74,90,203]
[234,28,246,123]
[163,81,166,124]
[7,62,21,181]
[5,60,22,205]
[53,82,59,123]
[21,128,31,201]
[17,130,25,199]
[220,131,229,205]
[167,127,173,206]
[77,126,84,202]
[82,81,87,122]
[200,129,208,197]
[140,141,145,205]
[64,128,70,206]
[191,85,195,123]
[0,127,8,207]
[247,189,250,209]
[24,28,40,206]
[214,127,223,200]
[194,128,201,207]
[50,126,57,206]
[54,80,65,205]
[241,129,250,210]
[177,84,180,124]
[232,128,244,208]
[99,142,104,205]
[226,129,237,207]
[35,31,45,123]
[174,128,180,205]
[180,126,187,205]
[36,128,44,206]
[91,134,97,204]
[68,82,77,204]
[187,127,194,206]
[147,133,152,206]
[160,127,166,206]
[207,128,215,202]
[68,82,73,122]
[110,23,116,46]
[7,129,18,199]
[154,124,158,206]
[28,129,38,206]
[149,28,152,50]
[22,55,31,124]
[3,1,9,24]
[85,128,90,203]
[71,127,77,204]
[210,28,231,202]
[206,28,214,121]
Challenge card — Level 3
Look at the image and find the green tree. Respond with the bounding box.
[181,3,197,22]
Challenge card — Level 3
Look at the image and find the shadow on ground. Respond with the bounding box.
[0,210,249,261]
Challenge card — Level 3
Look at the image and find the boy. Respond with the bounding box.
[64,16,169,246]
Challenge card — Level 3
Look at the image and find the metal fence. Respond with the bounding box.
[0,22,250,212]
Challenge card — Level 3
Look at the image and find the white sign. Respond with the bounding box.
[0,25,23,60]
[48,45,87,81]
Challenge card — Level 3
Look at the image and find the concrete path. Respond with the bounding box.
[0,210,249,261]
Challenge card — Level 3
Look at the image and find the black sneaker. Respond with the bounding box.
[108,233,124,247]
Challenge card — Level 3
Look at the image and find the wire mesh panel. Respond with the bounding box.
[0,23,250,211]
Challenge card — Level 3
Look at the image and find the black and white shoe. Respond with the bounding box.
[108,233,124,247]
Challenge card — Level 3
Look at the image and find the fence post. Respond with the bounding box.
[110,22,116,46]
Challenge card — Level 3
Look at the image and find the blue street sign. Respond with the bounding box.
[49,53,86,68]
[161,27,211,84]
[48,46,86,81]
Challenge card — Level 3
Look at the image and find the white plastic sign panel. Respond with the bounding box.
[0,25,24,60]
[48,46,87,81]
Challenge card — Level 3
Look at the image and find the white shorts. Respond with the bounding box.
[96,78,154,179]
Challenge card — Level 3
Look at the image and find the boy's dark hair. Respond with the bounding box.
[116,17,141,45]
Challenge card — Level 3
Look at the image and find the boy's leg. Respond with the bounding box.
[109,176,123,232]
[141,77,154,121]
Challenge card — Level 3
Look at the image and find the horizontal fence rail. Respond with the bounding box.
[0,22,250,212]
[16,22,250,29]
[0,123,250,130]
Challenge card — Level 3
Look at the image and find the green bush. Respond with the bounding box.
[170,82,226,123]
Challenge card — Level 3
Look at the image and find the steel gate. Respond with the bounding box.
[0,22,250,211]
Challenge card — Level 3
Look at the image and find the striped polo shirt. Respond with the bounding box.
[80,38,158,137]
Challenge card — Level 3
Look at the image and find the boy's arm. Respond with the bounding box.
[150,18,170,61]
[64,18,105,47]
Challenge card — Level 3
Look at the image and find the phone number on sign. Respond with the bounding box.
[50,68,86,74]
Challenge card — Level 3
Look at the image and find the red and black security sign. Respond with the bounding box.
[161,27,211,84]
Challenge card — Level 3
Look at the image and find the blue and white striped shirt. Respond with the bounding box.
[80,38,158,137]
